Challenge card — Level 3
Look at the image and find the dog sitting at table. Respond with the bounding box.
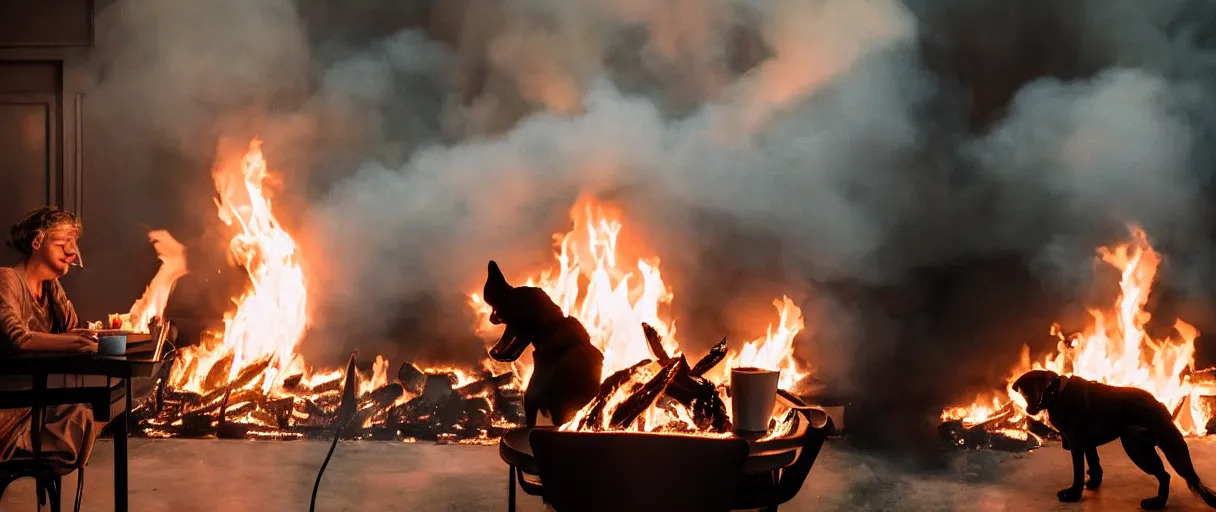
[482,260,603,427]
[1012,369,1216,509]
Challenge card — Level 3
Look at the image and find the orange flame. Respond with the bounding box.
[211,138,308,384]
[99,230,188,333]
[470,195,810,431]
[167,138,388,401]
[945,226,1211,435]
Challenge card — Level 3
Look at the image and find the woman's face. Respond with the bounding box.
[33,223,81,276]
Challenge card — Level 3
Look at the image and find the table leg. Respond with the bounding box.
[113,378,131,512]
[32,375,45,507]
[508,466,516,512]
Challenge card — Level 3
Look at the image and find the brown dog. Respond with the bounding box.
[1013,369,1216,509]
[482,261,603,427]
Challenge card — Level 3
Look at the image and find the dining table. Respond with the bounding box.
[0,352,163,512]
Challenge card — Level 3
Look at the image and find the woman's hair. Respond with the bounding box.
[7,206,82,256]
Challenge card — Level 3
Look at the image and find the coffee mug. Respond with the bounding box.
[98,335,127,356]
[730,367,780,434]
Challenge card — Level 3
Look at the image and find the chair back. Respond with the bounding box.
[530,430,750,512]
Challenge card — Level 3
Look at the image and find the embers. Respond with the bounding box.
[937,400,1055,452]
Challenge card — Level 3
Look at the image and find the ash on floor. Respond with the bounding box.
[3,438,1216,511]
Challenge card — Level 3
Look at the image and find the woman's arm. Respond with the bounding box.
[0,271,93,352]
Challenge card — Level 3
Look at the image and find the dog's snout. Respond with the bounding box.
[489,311,502,325]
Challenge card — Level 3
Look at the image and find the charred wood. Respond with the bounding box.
[690,337,728,377]
[421,373,458,403]
[455,372,514,397]
[577,360,653,430]
[610,358,683,429]
[397,362,427,395]
[346,383,406,436]
[282,374,305,390]
[642,323,674,364]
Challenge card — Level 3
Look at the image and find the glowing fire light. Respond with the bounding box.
[470,196,811,432]
[211,138,308,382]
[95,230,188,333]
[165,138,387,406]
[944,226,1212,435]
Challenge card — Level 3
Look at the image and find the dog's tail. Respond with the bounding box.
[1160,426,1216,508]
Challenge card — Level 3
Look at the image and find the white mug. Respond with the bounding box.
[730,367,780,434]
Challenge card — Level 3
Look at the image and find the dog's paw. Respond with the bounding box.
[1057,487,1083,502]
[1085,474,1102,490]
[1140,496,1167,510]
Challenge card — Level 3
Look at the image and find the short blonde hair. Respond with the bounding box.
[7,207,82,256]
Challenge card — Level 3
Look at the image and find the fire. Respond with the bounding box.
[162,138,388,419]
[945,226,1212,436]
[470,196,810,432]
[93,230,188,333]
[210,138,309,384]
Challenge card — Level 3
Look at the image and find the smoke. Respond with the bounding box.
[79,0,1216,456]
[306,0,1216,456]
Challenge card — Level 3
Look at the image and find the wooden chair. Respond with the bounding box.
[529,430,752,512]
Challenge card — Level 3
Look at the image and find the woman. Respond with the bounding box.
[0,206,99,475]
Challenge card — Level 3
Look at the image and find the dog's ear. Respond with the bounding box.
[484,260,513,305]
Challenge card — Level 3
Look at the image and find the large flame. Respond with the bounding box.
[944,226,1212,435]
[167,139,388,399]
[100,230,188,333]
[469,196,810,431]
[211,138,308,383]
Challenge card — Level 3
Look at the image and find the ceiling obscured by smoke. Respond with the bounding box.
[78,0,1216,457]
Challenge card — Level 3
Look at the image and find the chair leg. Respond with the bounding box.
[507,466,516,512]
[44,474,62,512]
[73,468,85,512]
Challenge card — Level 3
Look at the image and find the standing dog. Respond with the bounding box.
[482,261,603,427]
[1013,369,1216,509]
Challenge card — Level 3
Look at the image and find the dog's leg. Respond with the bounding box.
[1121,433,1170,510]
[1057,446,1085,502]
[1084,446,1102,490]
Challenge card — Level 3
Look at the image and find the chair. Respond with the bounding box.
[0,458,62,511]
[529,430,752,512]
[730,404,834,511]
[0,378,102,512]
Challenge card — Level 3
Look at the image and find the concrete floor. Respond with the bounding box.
[4,438,1216,511]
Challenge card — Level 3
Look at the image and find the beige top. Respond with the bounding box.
[0,266,80,436]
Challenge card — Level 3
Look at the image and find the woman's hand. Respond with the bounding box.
[68,333,98,353]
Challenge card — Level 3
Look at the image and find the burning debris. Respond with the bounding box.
[107,140,812,442]
[941,226,1216,452]
[134,356,524,442]
[470,197,812,435]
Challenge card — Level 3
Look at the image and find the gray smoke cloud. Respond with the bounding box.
[78,0,1216,455]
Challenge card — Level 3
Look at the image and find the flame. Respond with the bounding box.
[210,138,309,383]
[470,195,810,432]
[98,230,188,333]
[164,139,390,408]
[945,226,1211,435]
